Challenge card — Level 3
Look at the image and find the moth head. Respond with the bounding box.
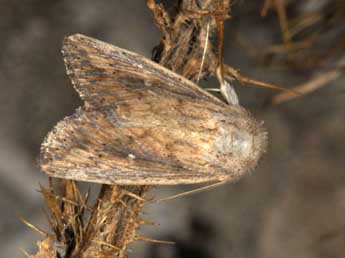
[214,113,268,176]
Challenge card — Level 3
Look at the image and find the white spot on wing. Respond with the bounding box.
[128,153,136,159]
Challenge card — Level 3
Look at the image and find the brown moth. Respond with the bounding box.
[39,34,267,185]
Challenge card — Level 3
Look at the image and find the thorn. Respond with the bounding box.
[38,189,92,210]
[19,215,48,237]
[84,187,91,205]
[91,240,122,251]
[136,236,175,245]
[138,219,159,226]
[121,189,146,202]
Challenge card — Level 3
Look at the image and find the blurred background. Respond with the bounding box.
[1,1,344,258]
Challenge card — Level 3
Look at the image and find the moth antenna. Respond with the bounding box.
[197,19,210,82]
[135,236,175,245]
[217,66,239,105]
[155,180,228,202]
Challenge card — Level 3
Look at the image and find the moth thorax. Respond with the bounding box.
[215,128,254,158]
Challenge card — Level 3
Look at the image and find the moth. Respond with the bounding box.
[39,34,267,185]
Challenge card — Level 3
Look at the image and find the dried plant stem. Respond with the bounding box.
[271,68,342,105]
[79,185,150,258]
[271,57,345,105]
[147,0,230,81]
[224,64,298,94]
[261,0,292,48]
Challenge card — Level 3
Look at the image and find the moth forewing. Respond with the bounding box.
[39,34,267,185]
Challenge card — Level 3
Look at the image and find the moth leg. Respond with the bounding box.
[155,180,229,202]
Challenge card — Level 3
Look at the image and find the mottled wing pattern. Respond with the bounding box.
[41,107,223,185]
[40,34,233,185]
[62,34,224,108]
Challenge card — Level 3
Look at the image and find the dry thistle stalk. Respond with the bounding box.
[30,1,269,258]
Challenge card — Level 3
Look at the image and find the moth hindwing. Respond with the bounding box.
[40,34,267,185]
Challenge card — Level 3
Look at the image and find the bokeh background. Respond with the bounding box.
[1,1,344,258]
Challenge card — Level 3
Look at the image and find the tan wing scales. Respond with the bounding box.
[39,34,267,185]
[40,107,226,185]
